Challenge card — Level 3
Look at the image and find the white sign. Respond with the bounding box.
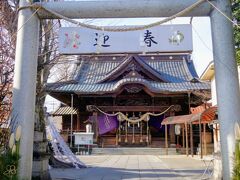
[74,132,94,145]
[59,25,193,54]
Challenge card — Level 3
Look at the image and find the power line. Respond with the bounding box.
[192,25,213,53]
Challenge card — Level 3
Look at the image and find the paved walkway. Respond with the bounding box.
[50,155,210,180]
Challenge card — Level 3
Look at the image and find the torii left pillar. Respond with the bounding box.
[12,0,39,179]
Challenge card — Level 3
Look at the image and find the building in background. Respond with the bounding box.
[201,61,222,179]
[47,53,210,148]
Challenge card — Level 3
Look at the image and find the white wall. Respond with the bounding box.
[211,76,217,106]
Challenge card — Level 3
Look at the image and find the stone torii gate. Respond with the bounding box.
[13,0,240,179]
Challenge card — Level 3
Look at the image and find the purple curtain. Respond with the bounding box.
[149,114,165,130]
[98,115,118,135]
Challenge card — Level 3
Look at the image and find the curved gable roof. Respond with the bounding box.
[97,55,168,83]
[46,54,210,95]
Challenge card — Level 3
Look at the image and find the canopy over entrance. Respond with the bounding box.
[161,106,218,158]
[161,106,217,125]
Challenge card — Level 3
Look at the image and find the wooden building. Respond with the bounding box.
[47,54,210,147]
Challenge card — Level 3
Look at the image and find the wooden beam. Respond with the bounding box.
[97,106,174,112]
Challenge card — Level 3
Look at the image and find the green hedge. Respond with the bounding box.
[233,140,240,180]
[0,150,20,180]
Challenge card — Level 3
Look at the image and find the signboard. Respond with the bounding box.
[74,132,94,145]
[59,24,193,54]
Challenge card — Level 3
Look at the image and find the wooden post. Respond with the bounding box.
[188,92,191,114]
[93,112,98,142]
[190,122,193,157]
[169,111,176,146]
[125,121,128,143]
[185,122,189,156]
[146,121,149,144]
[70,94,74,147]
[182,124,185,148]
[132,124,135,143]
[140,121,143,143]
[118,120,121,143]
[203,123,207,155]
[199,119,203,159]
[215,124,218,142]
[165,125,168,155]
[76,110,80,131]
[116,133,118,146]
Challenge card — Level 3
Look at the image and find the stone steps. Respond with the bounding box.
[91,147,177,155]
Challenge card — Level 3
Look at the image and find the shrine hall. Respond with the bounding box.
[47,53,211,148]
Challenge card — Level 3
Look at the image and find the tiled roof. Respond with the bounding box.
[52,106,77,116]
[47,54,210,94]
[51,80,209,94]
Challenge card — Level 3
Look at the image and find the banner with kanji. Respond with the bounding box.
[59,24,192,54]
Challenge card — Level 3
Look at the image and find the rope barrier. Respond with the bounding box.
[18,0,206,32]
[9,6,41,41]
[92,105,174,124]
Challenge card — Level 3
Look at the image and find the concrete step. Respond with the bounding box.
[91,147,177,155]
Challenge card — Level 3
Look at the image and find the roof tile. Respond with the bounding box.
[47,54,210,94]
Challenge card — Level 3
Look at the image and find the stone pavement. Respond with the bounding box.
[50,155,210,180]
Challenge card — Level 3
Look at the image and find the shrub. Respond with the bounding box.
[233,139,240,180]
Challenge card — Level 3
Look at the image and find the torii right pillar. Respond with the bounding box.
[210,0,240,179]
